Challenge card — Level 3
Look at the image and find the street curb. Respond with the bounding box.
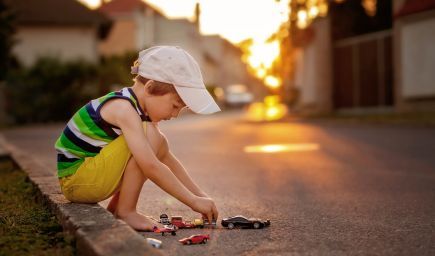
[0,134,162,256]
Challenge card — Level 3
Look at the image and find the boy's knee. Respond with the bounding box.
[145,123,165,155]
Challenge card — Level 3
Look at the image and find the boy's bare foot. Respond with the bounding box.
[117,212,163,231]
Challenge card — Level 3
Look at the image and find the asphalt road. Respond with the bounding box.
[2,110,435,255]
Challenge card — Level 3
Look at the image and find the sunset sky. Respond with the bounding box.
[80,0,290,44]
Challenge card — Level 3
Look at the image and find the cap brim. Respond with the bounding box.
[174,86,221,114]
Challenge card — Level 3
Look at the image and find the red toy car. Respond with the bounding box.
[171,216,196,229]
[153,225,177,236]
[179,234,210,245]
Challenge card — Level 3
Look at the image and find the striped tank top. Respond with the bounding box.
[54,87,151,178]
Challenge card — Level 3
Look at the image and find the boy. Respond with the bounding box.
[55,46,220,231]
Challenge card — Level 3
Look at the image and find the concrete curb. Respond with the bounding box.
[0,134,162,256]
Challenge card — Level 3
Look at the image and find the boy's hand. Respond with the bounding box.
[191,196,219,223]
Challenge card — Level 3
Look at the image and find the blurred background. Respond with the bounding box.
[0,0,434,124]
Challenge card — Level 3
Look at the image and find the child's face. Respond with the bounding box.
[145,92,186,122]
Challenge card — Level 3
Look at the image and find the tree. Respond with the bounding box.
[0,0,15,80]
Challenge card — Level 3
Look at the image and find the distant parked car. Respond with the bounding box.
[179,234,210,245]
[223,84,254,107]
[221,215,270,229]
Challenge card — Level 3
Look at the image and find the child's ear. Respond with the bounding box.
[144,80,154,88]
[144,80,154,92]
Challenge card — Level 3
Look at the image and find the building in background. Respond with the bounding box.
[393,0,435,112]
[98,0,263,97]
[6,0,111,67]
[290,0,435,114]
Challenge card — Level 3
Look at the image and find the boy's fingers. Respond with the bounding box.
[211,205,219,220]
[207,212,213,224]
[212,205,219,220]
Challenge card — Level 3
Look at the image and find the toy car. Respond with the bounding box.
[179,234,210,245]
[194,217,217,228]
[159,213,171,225]
[221,215,270,229]
[146,238,162,249]
[193,218,205,228]
[153,225,177,236]
[203,218,217,228]
[171,216,196,229]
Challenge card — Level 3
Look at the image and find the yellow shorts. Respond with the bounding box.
[59,123,146,203]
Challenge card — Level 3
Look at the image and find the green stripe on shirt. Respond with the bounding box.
[73,112,111,142]
[57,160,83,178]
[77,107,110,139]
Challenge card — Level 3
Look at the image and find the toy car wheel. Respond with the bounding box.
[203,238,208,244]
[171,231,176,236]
[187,240,192,245]
[161,233,165,236]
[228,223,235,229]
[253,222,261,229]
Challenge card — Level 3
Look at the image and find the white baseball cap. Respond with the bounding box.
[131,46,221,114]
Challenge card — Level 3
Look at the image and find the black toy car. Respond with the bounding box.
[221,215,271,229]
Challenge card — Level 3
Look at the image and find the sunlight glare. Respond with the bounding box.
[247,40,280,70]
[297,9,309,29]
[362,0,377,16]
[319,2,329,16]
[308,6,319,18]
[256,68,267,79]
[264,76,281,89]
[77,0,101,9]
[244,143,320,153]
[246,95,288,121]
[241,38,282,87]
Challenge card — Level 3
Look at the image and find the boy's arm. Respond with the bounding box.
[105,100,195,206]
[159,135,209,198]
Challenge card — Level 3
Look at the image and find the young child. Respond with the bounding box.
[55,46,220,231]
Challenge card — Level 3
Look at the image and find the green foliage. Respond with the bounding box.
[5,57,98,123]
[0,0,16,80]
[0,161,75,255]
[4,52,137,124]
[98,51,137,92]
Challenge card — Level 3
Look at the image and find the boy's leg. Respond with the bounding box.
[115,156,162,231]
[107,191,119,214]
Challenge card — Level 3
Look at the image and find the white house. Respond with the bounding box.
[393,0,435,112]
[6,0,111,67]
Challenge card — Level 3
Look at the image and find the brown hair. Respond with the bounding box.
[134,75,178,96]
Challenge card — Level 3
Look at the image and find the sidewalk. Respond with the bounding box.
[0,134,161,256]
